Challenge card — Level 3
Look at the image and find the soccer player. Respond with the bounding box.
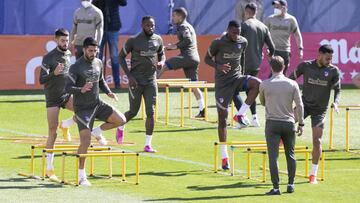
[39,28,76,180]
[259,56,304,195]
[232,3,275,128]
[66,37,126,186]
[289,44,341,184]
[264,0,303,75]
[204,20,261,170]
[116,16,165,153]
[157,7,206,118]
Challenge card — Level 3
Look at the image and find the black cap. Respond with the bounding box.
[272,0,287,7]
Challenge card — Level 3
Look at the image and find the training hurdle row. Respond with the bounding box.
[18,144,110,179]
[232,146,325,182]
[18,144,140,186]
[156,80,215,127]
[329,105,360,151]
[214,142,325,182]
[62,151,140,186]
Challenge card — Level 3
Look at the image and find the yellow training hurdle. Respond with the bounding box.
[61,151,140,186]
[17,144,110,180]
[329,105,360,151]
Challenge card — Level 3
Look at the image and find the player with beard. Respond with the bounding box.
[116,16,165,153]
[39,28,76,181]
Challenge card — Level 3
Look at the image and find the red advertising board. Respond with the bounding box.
[0,33,359,90]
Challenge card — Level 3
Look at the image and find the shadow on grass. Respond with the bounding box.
[13,154,62,160]
[90,170,203,179]
[144,194,267,201]
[0,99,45,103]
[0,177,63,189]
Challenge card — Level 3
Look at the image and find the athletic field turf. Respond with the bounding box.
[0,89,359,202]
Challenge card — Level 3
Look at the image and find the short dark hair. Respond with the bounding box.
[319,44,334,54]
[142,15,154,23]
[269,56,285,73]
[55,28,69,37]
[245,3,257,14]
[83,37,98,48]
[227,20,240,29]
[173,7,188,19]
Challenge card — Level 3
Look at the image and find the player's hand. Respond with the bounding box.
[81,82,93,93]
[299,49,304,60]
[296,125,304,136]
[332,102,339,113]
[217,63,231,74]
[165,43,177,50]
[54,63,65,75]
[128,76,138,90]
[107,92,118,101]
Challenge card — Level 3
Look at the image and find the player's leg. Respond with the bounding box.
[59,95,75,141]
[143,83,157,152]
[281,122,296,193]
[183,62,205,118]
[265,120,282,194]
[309,112,326,184]
[234,76,261,127]
[77,128,92,186]
[45,106,60,179]
[98,32,107,61]
[247,70,260,127]
[115,85,143,144]
[215,86,233,170]
[107,31,121,88]
[93,102,126,145]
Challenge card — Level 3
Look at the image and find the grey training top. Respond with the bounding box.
[241,17,275,72]
[119,32,164,85]
[259,73,304,124]
[205,35,248,87]
[175,20,200,61]
[289,60,341,111]
[70,5,104,46]
[39,48,72,103]
[264,13,303,52]
[66,57,111,111]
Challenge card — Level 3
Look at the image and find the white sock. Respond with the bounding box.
[145,135,152,146]
[236,103,250,116]
[61,117,75,128]
[197,98,205,111]
[311,164,319,176]
[252,114,257,119]
[118,125,125,131]
[46,153,54,171]
[79,169,86,179]
[220,144,229,159]
[92,126,102,138]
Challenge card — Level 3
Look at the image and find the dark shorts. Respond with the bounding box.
[215,75,250,111]
[75,101,113,131]
[165,56,199,81]
[46,94,71,109]
[304,105,327,128]
[128,83,157,117]
[244,69,259,77]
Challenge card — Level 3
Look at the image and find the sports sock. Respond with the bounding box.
[79,169,86,180]
[61,117,75,128]
[311,164,319,176]
[46,153,54,171]
[145,135,152,146]
[236,103,250,116]
[197,98,205,111]
[92,126,102,137]
[220,144,229,159]
[252,114,257,119]
[117,125,125,131]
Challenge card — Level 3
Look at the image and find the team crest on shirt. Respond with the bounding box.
[237,43,242,49]
[219,98,224,103]
[324,71,329,77]
[85,115,91,123]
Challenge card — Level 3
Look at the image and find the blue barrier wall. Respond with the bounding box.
[1,0,359,35]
